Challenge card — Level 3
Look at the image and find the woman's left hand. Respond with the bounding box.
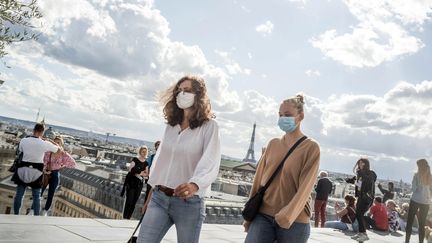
[243,221,251,232]
[174,183,199,199]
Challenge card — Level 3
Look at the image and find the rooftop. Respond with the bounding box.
[0,214,417,242]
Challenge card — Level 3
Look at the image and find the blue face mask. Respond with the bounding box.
[278,116,297,133]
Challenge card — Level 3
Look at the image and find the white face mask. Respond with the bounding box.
[176,91,195,109]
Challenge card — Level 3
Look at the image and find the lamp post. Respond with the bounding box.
[105,132,111,144]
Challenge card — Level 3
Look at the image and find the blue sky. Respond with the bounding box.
[1,0,431,182]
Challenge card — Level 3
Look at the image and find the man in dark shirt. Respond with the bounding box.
[314,171,333,227]
[378,182,394,203]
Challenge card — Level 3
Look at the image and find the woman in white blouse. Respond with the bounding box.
[137,76,221,243]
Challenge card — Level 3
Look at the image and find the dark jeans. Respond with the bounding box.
[405,200,429,243]
[123,186,142,219]
[314,199,327,227]
[14,185,41,215]
[356,198,372,233]
[364,216,386,231]
[41,170,60,211]
[245,213,310,243]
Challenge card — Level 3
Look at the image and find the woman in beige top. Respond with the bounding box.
[244,94,320,243]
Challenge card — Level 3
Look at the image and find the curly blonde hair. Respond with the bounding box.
[161,75,214,129]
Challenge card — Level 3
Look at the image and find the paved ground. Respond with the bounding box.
[0,214,416,242]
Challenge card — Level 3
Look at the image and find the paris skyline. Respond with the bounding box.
[1,0,431,182]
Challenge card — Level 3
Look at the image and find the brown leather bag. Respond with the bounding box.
[40,153,52,188]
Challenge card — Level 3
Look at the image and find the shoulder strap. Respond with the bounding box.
[346,206,356,224]
[262,136,307,190]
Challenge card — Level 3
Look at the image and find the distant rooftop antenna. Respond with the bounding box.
[40,115,46,125]
[35,107,40,123]
[243,122,257,163]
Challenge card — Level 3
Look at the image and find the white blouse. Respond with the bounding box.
[148,119,221,197]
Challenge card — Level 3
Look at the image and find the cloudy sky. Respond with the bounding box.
[1,0,432,182]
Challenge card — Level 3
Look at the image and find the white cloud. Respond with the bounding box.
[305,69,321,77]
[255,21,274,36]
[30,0,244,113]
[214,50,252,76]
[321,81,432,138]
[311,0,431,67]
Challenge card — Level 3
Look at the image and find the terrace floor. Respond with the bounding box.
[0,214,417,242]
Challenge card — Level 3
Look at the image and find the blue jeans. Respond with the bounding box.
[324,220,348,230]
[41,170,60,211]
[245,213,310,243]
[14,184,41,215]
[137,188,205,243]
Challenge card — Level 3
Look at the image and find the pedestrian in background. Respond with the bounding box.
[314,170,333,227]
[40,135,76,216]
[405,159,432,243]
[346,158,377,242]
[13,123,60,216]
[122,146,149,219]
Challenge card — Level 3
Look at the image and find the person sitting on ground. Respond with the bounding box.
[398,203,418,232]
[314,170,333,227]
[364,196,389,232]
[378,182,395,203]
[386,200,400,232]
[324,195,357,232]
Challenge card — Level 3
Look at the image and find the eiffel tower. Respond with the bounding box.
[243,123,256,163]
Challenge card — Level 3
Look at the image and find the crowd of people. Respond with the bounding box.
[316,158,432,243]
[10,75,432,243]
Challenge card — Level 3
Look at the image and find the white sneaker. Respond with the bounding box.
[42,210,48,216]
[27,209,34,216]
[351,233,361,239]
[356,233,369,242]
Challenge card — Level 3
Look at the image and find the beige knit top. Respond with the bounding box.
[249,136,320,229]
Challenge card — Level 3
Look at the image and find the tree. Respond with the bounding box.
[0,0,42,59]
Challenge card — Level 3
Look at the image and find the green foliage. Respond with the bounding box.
[0,0,42,59]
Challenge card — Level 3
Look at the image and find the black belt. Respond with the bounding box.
[19,161,43,171]
[156,185,175,197]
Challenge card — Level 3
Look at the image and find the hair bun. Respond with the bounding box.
[296,94,305,104]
